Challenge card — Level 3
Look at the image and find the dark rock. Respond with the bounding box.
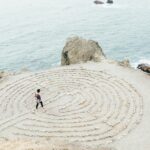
[107,0,113,4]
[94,0,104,4]
[137,64,150,73]
[62,51,70,65]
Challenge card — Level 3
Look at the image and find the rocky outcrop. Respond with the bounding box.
[0,71,7,79]
[107,0,113,4]
[61,37,105,66]
[137,64,150,73]
[0,71,14,81]
[0,71,4,79]
[118,59,131,67]
[94,0,104,4]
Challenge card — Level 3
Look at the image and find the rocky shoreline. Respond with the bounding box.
[0,36,149,82]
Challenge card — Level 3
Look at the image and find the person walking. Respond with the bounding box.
[35,89,44,109]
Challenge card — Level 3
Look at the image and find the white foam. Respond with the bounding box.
[132,58,150,68]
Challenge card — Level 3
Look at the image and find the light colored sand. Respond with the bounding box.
[0,139,115,150]
[0,61,149,150]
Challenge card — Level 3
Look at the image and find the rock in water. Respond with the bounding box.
[137,64,150,73]
[61,37,105,66]
[107,0,113,4]
[94,0,104,4]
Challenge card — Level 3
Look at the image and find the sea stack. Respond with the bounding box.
[107,0,113,4]
[61,36,105,65]
[94,0,104,4]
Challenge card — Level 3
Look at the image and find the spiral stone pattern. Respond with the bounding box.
[0,68,143,146]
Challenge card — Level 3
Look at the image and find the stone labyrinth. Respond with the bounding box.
[0,68,143,146]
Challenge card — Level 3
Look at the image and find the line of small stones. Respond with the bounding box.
[0,69,143,144]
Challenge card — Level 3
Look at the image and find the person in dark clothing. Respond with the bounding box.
[35,89,44,109]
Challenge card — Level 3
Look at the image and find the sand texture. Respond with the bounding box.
[0,61,149,150]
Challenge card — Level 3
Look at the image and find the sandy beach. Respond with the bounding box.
[0,0,150,148]
[0,60,149,150]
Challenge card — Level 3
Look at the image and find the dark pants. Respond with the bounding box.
[36,101,43,109]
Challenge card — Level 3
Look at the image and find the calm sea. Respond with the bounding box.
[0,0,150,71]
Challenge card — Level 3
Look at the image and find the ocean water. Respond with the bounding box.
[0,0,150,71]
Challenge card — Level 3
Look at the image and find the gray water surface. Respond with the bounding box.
[0,0,150,71]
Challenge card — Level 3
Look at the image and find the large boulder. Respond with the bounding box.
[137,63,150,73]
[61,37,105,66]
